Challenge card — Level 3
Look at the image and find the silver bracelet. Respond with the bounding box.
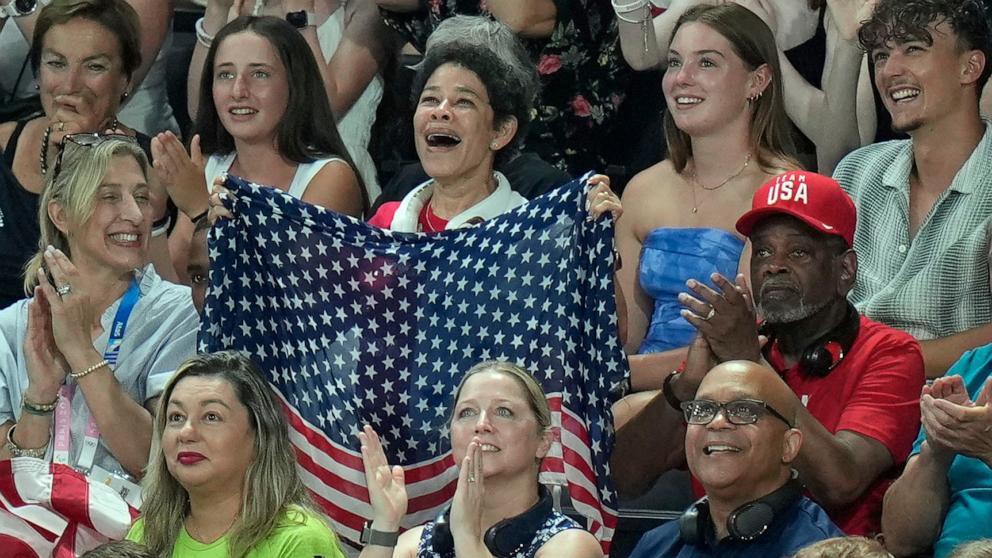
[611,0,652,55]
[612,0,648,18]
[195,17,215,49]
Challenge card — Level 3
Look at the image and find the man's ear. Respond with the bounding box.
[961,49,986,87]
[837,248,858,296]
[491,116,519,151]
[781,428,802,464]
[47,200,71,235]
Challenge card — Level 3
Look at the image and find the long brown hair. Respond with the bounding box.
[140,352,318,558]
[663,4,797,173]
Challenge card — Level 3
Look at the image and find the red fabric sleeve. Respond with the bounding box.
[367,202,400,229]
[835,328,925,463]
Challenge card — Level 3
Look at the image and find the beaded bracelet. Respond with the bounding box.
[21,393,58,416]
[5,425,49,459]
[70,359,110,380]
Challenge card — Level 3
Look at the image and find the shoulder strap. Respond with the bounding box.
[3,119,30,166]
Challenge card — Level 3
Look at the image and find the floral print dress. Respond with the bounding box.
[381,0,632,177]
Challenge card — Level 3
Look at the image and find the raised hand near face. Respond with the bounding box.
[23,286,70,403]
[152,132,209,218]
[679,272,762,363]
[449,437,493,557]
[35,247,99,366]
[359,425,408,531]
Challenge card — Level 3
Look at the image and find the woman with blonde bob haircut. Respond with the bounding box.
[129,351,345,557]
[357,360,602,558]
[0,136,197,488]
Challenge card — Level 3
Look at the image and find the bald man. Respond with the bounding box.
[628,362,842,558]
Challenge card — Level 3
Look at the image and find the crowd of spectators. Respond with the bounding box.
[0,0,991,556]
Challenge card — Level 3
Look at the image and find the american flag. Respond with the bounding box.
[200,175,625,551]
[0,457,138,557]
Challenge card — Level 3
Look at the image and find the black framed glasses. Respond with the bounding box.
[52,133,138,182]
[680,399,794,429]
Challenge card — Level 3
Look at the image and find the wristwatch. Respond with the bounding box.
[285,10,317,29]
[0,0,38,19]
[360,521,399,547]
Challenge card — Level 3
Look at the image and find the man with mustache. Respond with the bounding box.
[833,0,992,379]
[627,361,843,558]
[612,171,926,536]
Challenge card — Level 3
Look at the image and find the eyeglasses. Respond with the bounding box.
[52,133,139,182]
[680,399,794,429]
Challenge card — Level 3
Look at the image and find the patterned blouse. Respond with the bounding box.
[380,0,631,176]
[415,509,582,558]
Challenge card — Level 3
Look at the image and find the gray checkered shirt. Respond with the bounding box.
[833,122,992,340]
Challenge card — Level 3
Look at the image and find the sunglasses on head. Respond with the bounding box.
[680,398,794,429]
[52,133,139,182]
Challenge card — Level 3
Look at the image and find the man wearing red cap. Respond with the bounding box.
[612,171,926,537]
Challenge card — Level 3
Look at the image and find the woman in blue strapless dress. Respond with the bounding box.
[612,4,801,392]
[637,227,745,353]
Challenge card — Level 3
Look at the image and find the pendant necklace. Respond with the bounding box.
[687,152,752,214]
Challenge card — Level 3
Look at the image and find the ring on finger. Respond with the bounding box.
[56,283,72,297]
[702,307,716,321]
[468,474,476,483]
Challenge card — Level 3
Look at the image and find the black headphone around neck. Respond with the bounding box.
[760,303,860,377]
[678,474,802,544]
[431,484,554,557]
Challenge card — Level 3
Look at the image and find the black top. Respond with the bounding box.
[0,120,41,310]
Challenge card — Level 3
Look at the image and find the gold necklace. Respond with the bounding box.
[687,152,752,214]
[186,514,237,544]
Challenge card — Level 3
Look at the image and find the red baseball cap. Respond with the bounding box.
[736,171,857,247]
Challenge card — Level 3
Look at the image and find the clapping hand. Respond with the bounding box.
[921,376,992,466]
[152,132,209,218]
[359,425,408,531]
[23,286,69,402]
[35,247,98,367]
[678,272,761,363]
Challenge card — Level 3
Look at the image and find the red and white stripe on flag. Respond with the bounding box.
[0,458,138,557]
[280,392,618,551]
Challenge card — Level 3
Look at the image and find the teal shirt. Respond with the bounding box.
[911,345,992,557]
[127,506,345,558]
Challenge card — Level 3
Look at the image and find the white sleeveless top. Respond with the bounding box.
[204,153,346,200]
[317,6,383,201]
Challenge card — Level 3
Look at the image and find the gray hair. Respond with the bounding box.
[412,16,540,166]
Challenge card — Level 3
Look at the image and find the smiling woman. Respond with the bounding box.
[366,24,536,233]
[356,360,603,558]
[152,15,367,225]
[0,136,198,493]
[130,351,346,557]
[613,4,800,393]
[0,0,181,309]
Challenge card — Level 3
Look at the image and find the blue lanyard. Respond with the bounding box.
[103,279,140,365]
